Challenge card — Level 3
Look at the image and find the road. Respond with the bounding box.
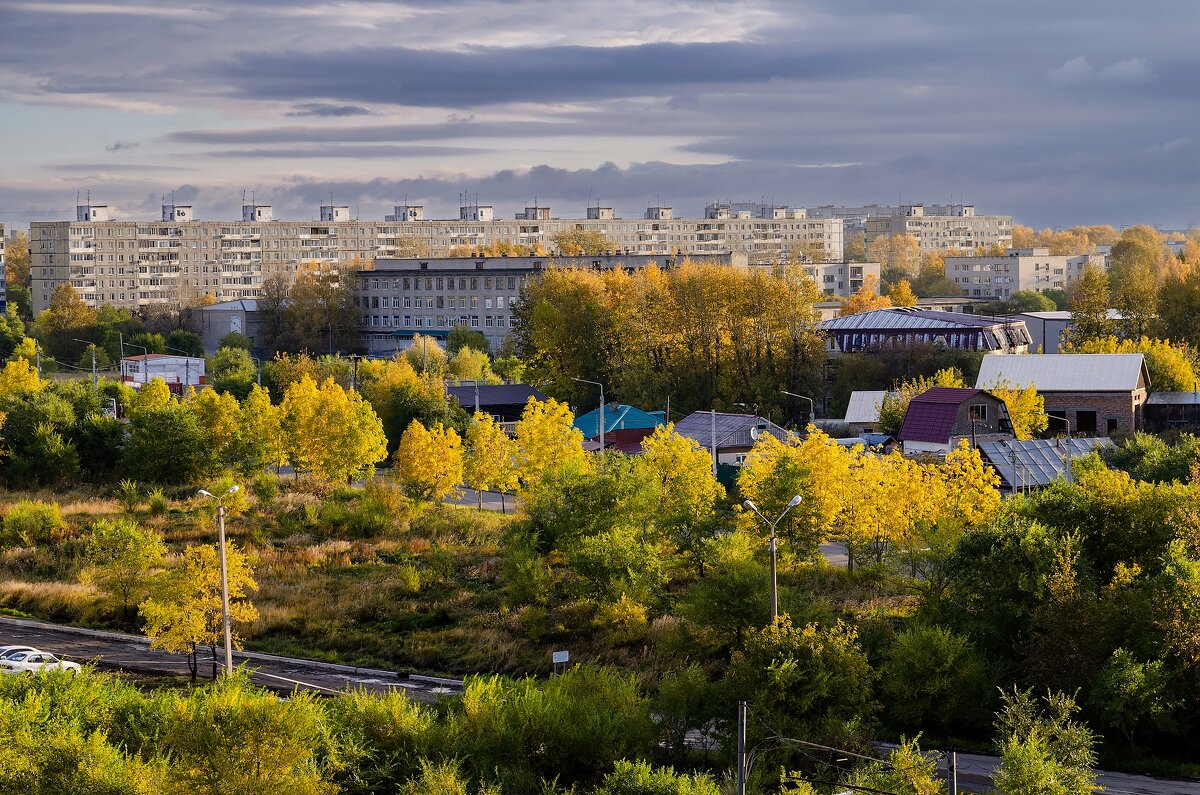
[0,615,462,702]
[932,748,1200,795]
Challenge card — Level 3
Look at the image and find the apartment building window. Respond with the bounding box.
[485,298,493,309]
[403,297,411,308]
[471,297,479,308]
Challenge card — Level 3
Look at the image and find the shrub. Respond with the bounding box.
[594,760,720,795]
[880,623,990,734]
[251,471,280,503]
[594,594,649,645]
[146,489,169,517]
[2,500,66,546]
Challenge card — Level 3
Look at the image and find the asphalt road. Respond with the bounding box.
[0,615,462,702]
[933,748,1200,795]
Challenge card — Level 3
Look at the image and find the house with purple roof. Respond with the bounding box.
[897,386,1014,454]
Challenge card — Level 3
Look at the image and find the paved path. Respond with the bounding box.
[0,615,463,701]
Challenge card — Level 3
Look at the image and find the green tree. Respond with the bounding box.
[678,530,769,645]
[1065,264,1112,345]
[218,331,253,351]
[122,403,216,485]
[551,228,614,256]
[1089,648,1180,744]
[639,424,725,561]
[841,738,943,795]
[207,346,258,399]
[727,616,876,751]
[165,329,204,357]
[593,760,720,795]
[993,689,1098,795]
[880,624,990,734]
[237,385,287,474]
[140,544,258,681]
[448,324,490,355]
[82,518,167,619]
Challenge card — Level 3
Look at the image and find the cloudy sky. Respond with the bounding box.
[1,1,1197,229]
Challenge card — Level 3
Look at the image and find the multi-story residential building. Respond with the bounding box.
[355,251,748,353]
[807,203,985,236]
[800,261,881,298]
[29,201,845,315]
[944,247,1101,298]
[0,222,6,315]
[864,204,1012,252]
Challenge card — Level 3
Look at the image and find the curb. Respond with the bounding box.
[0,615,464,689]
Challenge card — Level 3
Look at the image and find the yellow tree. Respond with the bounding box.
[839,274,892,316]
[939,441,1001,525]
[393,420,464,501]
[134,378,173,411]
[448,346,494,381]
[513,397,589,487]
[0,357,42,397]
[140,543,258,682]
[237,384,287,473]
[463,412,519,510]
[280,375,322,476]
[868,233,921,275]
[640,423,726,556]
[984,380,1047,440]
[310,378,389,483]
[189,388,241,468]
[888,279,918,307]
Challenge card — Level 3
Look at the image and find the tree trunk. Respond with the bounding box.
[187,643,198,683]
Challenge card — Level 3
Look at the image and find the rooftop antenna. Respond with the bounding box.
[242,189,246,205]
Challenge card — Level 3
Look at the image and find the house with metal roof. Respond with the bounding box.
[843,390,895,435]
[573,404,666,440]
[896,387,1013,454]
[672,411,790,467]
[820,307,1031,355]
[975,353,1150,434]
[446,383,548,423]
[978,437,1114,493]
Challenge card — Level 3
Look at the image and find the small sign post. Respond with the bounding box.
[552,650,569,674]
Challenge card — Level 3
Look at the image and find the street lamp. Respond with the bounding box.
[197,485,239,676]
[780,390,815,426]
[249,356,262,387]
[572,377,605,467]
[743,494,803,622]
[120,340,149,385]
[1038,411,1073,484]
[71,338,100,390]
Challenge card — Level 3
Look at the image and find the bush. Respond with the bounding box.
[146,489,169,517]
[879,623,990,734]
[2,500,66,546]
[594,760,720,795]
[251,471,280,503]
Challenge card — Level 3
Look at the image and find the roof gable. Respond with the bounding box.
[975,353,1149,392]
[896,388,986,444]
[673,411,789,449]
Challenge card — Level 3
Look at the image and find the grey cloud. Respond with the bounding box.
[166,120,592,145]
[203,144,492,158]
[286,103,373,117]
[1046,56,1093,86]
[1098,58,1154,86]
[105,140,139,152]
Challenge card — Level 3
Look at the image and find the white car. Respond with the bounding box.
[0,650,80,676]
[0,646,37,660]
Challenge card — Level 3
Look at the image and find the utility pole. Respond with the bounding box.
[710,408,718,476]
[572,378,606,469]
[90,346,97,390]
[949,751,958,795]
[736,700,748,795]
[35,341,41,377]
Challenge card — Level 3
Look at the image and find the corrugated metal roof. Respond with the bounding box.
[573,404,665,436]
[844,391,891,424]
[976,353,1148,392]
[446,383,547,408]
[673,412,789,449]
[897,387,981,443]
[200,299,259,312]
[1147,392,1200,405]
[821,307,1022,331]
[978,437,1114,490]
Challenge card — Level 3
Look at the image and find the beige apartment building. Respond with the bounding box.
[0,222,6,314]
[864,204,1012,252]
[944,247,1101,298]
[29,201,844,314]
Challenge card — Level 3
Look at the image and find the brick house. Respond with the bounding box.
[975,353,1150,435]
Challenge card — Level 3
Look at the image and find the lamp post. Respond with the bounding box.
[780,390,815,426]
[121,340,149,385]
[197,485,239,676]
[743,495,803,622]
[165,344,198,391]
[249,356,262,387]
[1039,411,1073,484]
[572,377,605,468]
[71,338,99,390]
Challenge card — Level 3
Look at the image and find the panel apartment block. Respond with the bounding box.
[29,202,844,315]
[944,247,1101,298]
[864,204,1012,252]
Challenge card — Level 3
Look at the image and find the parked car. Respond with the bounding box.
[0,650,80,676]
[0,645,38,660]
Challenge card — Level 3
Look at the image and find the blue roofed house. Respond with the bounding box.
[574,404,666,452]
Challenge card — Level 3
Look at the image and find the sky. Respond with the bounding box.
[1,0,1198,230]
